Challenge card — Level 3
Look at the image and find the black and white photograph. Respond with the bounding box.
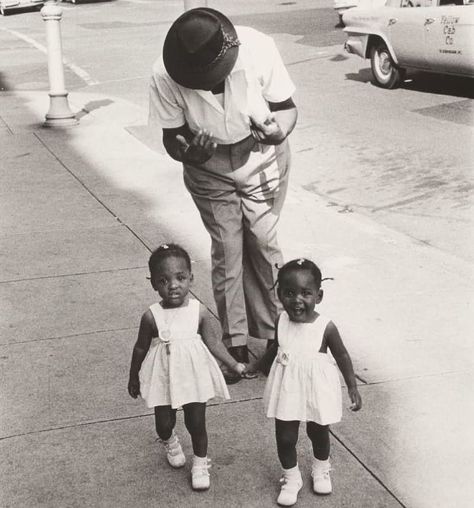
[1,0,472,506]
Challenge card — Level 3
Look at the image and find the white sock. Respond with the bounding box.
[283,464,300,476]
[164,432,177,444]
[313,458,330,470]
[193,455,208,466]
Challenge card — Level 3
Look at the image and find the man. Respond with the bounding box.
[149,7,297,378]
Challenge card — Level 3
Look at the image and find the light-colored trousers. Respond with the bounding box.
[183,135,290,348]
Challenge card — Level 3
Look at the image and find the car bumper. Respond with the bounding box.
[1,0,43,7]
[344,34,368,58]
[334,4,357,14]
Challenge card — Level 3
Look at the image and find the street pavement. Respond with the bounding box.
[1,4,473,508]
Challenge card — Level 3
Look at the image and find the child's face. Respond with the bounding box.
[278,269,322,323]
[150,256,193,308]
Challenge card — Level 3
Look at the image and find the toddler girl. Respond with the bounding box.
[255,258,362,506]
[128,243,247,490]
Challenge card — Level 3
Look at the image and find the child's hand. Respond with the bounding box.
[234,362,258,379]
[245,359,259,373]
[242,362,259,379]
[234,362,247,375]
[348,386,362,411]
[128,377,140,399]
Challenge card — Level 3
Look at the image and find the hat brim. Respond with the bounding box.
[163,8,239,90]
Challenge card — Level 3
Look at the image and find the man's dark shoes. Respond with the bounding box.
[223,372,242,385]
[228,345,249,364]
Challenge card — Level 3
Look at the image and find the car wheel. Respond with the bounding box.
[370,41,405,89]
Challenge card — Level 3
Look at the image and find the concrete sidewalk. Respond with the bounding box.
[1,57,473,508]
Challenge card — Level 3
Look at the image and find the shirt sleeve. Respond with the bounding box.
[148,72,186,130]
[259,36,296,103]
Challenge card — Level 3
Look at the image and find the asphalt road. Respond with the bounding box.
[1,0,473,263]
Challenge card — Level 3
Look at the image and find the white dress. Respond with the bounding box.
[139,299,230,409]
[263,312,342,425]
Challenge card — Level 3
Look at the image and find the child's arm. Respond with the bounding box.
[198,305,246,375]
[128,310,155,398]
[324,321,362,411]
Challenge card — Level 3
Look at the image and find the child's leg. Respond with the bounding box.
[182,402,208,458]
[154,405,185,468]
[307,422,332,495]
[306,421,330,460]
[183,402,210,491]
[154,405,177,440]
[275,419,300,469]
[275,419,303,505]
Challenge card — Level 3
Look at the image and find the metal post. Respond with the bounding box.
[184,0,208,10]
[41,1,77,127]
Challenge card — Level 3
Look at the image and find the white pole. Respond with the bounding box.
[184,0,208,10]
[41,1,77,127]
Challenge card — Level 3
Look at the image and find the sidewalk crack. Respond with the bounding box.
[330,430,408,507]
[0,113,14,134]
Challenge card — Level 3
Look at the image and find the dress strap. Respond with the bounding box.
[316,315,331,351]
[276,311,290,348]
[148,303,164,331]
[189,299,201,333]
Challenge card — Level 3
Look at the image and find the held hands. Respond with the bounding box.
[176,129,217,164]
[128,376,140,399]
[348,386,362,411]
[249,113,285,145]
[234,362,258,379]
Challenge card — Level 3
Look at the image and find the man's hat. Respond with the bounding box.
[163,8,240,90]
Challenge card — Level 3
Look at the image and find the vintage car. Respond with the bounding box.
[343,0,474,88]
[0,0,43,15]
[335,0,359,26]
[335,0,387,27]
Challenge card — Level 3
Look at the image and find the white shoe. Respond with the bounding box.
[277,467,303,506]
[159,433,185,468]
[191,457,210,491]
[312,459,332,495]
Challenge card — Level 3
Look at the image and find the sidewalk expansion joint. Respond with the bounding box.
[0,413,154,442]
[330,430,407,508]
[0,397,265,441]
[359,368,472,386]
[355,373,368,384]
[0,266,147,285]
[0,113,14,134]
[287,53,333,67]
[207,396,263,409]
[2,326,137,347]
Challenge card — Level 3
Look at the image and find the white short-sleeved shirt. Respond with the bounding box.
[148,26,296,145]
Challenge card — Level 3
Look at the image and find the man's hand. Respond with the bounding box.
[176,129,217,164]
[249,114,285,145]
